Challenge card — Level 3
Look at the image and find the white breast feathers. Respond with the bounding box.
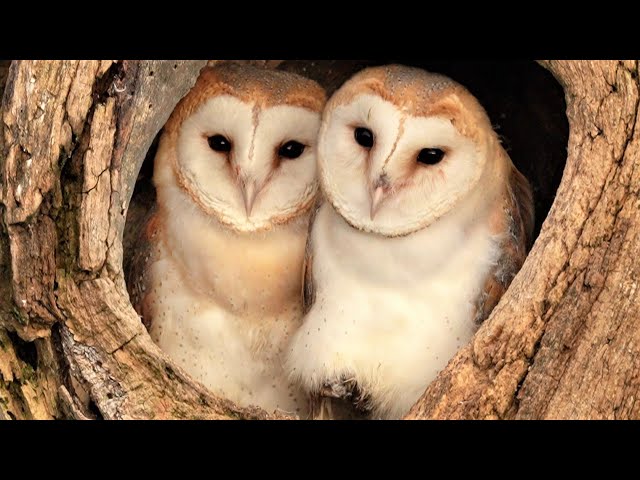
[287,199,502,419]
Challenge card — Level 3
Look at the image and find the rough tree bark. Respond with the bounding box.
[0,60,637,420]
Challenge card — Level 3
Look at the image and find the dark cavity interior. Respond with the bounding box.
[125,60,568,261]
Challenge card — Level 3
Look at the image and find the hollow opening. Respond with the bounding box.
[122,60,569,418]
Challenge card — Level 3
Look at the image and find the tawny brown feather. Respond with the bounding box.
[125,208,161,331]
[301,197,323,315]
[163,63,326,137]
[473,165,534,325]
[326,65,493,145]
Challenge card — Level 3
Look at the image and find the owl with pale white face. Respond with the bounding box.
[287,64,534,419]
[127,63,326,416]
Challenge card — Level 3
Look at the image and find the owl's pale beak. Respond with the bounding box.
[370,186,386,220]
[241,180,258,217]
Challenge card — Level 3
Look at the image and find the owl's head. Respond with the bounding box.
[319,64,504,237]
[154,63,326,232]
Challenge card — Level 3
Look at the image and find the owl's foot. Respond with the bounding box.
[310,375,372,420]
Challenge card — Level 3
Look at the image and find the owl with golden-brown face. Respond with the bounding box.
[127,63,326,416]
[286,65,534,420]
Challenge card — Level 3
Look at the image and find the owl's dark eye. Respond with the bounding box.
[278,141,306,159]
[417,148,445,165]
[354,127,374,148]
[208,135,231,153]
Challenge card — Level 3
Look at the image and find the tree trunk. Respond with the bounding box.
[0,60,637,420]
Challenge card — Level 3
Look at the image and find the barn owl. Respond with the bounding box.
[286,65,534,420]
[126,63,326,416]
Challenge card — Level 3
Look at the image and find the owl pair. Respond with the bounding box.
[128,62,534,420]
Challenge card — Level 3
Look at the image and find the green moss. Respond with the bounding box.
[10,306,28,326]
[19,363,37,385]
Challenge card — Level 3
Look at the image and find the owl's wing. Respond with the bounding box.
[473,165,535,325]
[301,197,323,315]
[124,205,161,331]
